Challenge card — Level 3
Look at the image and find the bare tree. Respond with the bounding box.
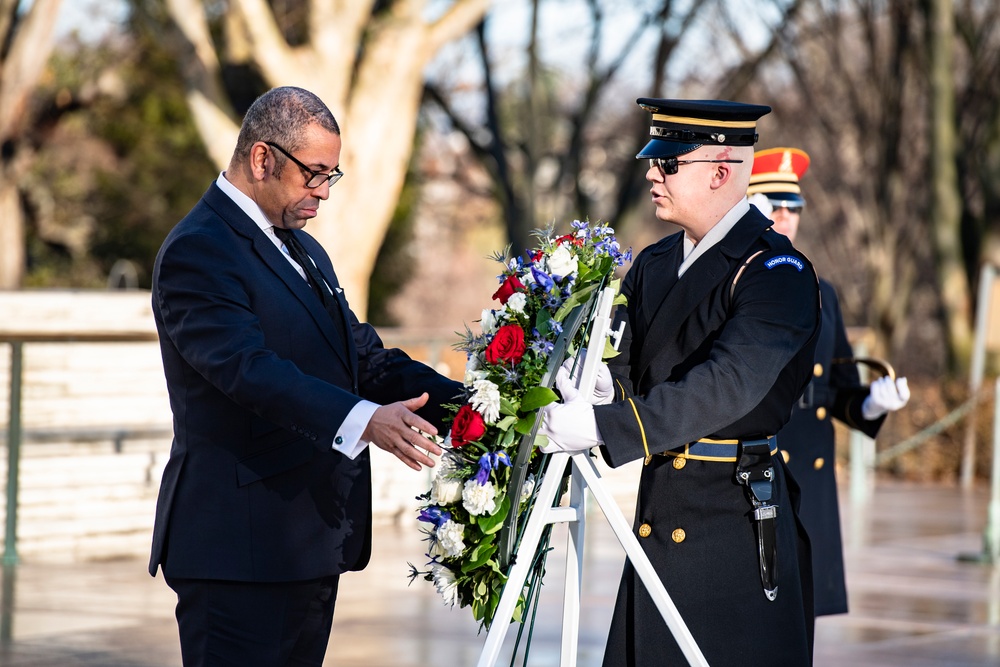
[0,0,65,288]
[158,0,490,318]
[426,0,710,254]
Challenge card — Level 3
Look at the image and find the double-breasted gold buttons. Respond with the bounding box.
[639,523,652,538]
[813,363,823,377]
[672,457,686,470]
[814,457,825,470]
[781,450,790,464]
[816,406,827,420]
[671,528,686,543]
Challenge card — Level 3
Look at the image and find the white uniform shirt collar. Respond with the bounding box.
[677,196,751,278]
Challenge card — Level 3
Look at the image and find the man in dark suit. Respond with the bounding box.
[749,146,910,617]
[539,99,820,666]
[149,86,461,666]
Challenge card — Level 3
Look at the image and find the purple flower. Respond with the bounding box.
[418,506,452,528]
[475,451,512,485]
[531,266,554,292]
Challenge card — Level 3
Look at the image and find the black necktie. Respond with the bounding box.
[273,227,348,339]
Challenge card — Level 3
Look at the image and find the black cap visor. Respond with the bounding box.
[765,192,806,208]
[636,138,702,160]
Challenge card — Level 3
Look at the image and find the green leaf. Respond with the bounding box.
[464,543,498,572]
[521,386,558,412]
[500,396,519,416]
[554,283,598,321]
[535,308,554,336]
[603,337,622,359]
[477,496,511,535]
[514,413,537,434]
[495,415,518,431]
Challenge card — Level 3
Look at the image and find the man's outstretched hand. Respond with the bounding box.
[364,393,443,471]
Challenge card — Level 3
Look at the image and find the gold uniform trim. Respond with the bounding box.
[626,398,650,461]
[652,114,758,129]
[659,437,778,462]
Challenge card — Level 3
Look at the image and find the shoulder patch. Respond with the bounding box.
[763,255,804,271]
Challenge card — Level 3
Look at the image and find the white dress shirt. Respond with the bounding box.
[677,197,751,278]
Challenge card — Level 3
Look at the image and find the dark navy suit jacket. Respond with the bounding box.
[149,183,459,582]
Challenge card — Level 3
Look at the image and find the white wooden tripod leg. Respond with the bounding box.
[560,460,586,667]
[571,453,709,667]
[477,453,574,667]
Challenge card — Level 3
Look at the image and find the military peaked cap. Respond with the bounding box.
[636,98,772,160]
[747,147,810,208]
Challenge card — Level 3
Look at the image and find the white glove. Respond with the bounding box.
[536,398,603,454]
[749,193,773,218]
[861,376,910,421]
[559,352,613,405]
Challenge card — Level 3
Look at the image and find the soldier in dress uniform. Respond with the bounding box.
[538,100,821,666]
[748,147,910,616]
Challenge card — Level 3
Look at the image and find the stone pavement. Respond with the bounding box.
[1,479,999,666]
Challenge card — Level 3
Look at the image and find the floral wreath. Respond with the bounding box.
[409,220,630,630]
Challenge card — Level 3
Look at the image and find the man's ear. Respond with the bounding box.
[710,162,733,189]
[250,142,269,181]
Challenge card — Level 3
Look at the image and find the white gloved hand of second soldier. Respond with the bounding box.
[861,376,910,421]
[537,398,603,454]
[559,352,613,405]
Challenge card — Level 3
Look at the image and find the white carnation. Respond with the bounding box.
[547,244,578,279]
[436,519,466,558]
[462,479,498,516]
[470,379,501,423]
[432,563,460,607]
[506,292,527,314]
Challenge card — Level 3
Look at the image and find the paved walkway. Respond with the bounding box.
[1,479,999,666]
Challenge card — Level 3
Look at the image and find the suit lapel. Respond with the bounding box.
[636,211,771,378]
[204,185,354,375]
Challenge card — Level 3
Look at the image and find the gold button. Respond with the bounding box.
[781,450,790,464]
[638,523,652,538]
[814,457,825,470]
[672,457,687,470]
[813,363,823,377]
[816,406,827,420]
[671,528,686,543]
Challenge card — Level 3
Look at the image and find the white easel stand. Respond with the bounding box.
[476,451,708,667]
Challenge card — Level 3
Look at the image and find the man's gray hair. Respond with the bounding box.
[233,87,340,163]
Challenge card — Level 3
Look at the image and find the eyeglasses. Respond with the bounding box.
[771,204,804,215]
[266,141,343,188]
[648,157,744,175]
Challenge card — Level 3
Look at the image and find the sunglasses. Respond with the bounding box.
[648,157,744,175]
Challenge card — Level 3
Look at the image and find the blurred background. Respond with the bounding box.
[2,1,1000,663]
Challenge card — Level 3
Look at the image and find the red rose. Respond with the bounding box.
[485,324,526,366]
[492,274,526,305]
[555,234,584,247]
[450,404,486,447]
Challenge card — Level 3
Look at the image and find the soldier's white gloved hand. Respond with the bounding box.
[862,376,910,420]
[536,398,603,454]
[749,193,774,218]
[559,352,613,405]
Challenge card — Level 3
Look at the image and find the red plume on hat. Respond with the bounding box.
[747,147,810,208]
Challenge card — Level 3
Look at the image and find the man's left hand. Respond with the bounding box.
[363,393,444,470]
[862,376,910,420]
[537,398,603,453]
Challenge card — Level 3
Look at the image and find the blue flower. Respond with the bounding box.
[418,506,452,528]
[475,451,512,485]
[531,266,554,292]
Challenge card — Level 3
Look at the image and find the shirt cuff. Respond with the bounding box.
[332,400,379,459]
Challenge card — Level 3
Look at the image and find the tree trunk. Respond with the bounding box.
[929,0,971,371]
[162,0,489,319]
[0,0,65,287]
